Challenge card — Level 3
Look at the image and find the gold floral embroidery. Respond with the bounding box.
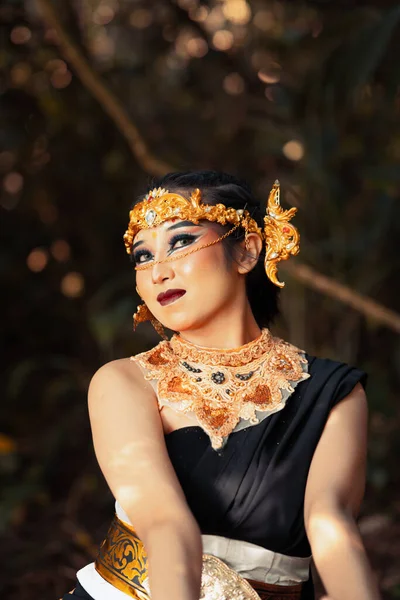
[95,515,149,599]
[96,515,269,599]
[131,329,309,450]
[243,384,272,405]
[146,345,169,366]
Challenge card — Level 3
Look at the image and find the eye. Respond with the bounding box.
[170,233,197,249]
[132,233,197,265]
[133,249,152,264]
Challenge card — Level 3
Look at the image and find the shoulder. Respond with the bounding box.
[88,355,157,411]
[89,356,143,387]
[286,354,368,442]
[305,353,367,405]
[307,353,366,378]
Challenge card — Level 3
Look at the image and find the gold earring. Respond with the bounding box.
[133,287,168,340]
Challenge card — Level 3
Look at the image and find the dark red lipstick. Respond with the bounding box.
[157,289,186,306]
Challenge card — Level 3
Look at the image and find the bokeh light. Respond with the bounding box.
[129,8,153,29]
[166,53,185,71]
[0,434,16,454]
[50,69,72,89]
[253,10,275,31]
[204,7,225,32]
[61,272,85,298]
[222,0,251,25]
[50,240,71,262]
[3,172,23,194]
[258,68,281,84]
[93,5,115,25]
[43,28,59,44]
[212,30,234,51]
[10,62,32,86]
[175,31,191,58]
[186,37,208,58]
[10,26,32,45]
[27,248,48,273]
[282,140,304,161]
[90,31,115,60]
[223,72,245,95]
[45,59,67,73]
[190,6,209,22]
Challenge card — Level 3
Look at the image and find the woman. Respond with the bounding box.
[63,171,380,600]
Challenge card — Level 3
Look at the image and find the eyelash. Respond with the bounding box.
[133,233,198,264]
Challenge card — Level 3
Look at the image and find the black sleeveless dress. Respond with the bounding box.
[64,354,367,600]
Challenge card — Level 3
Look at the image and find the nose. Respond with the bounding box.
[151,259,175,285]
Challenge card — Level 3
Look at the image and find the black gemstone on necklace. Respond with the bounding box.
[182,361,202,373]
[196,377,202,382]
[211,371,225,384]
[235,371,254,381]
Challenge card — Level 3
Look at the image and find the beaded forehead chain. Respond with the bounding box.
[123,180,300,287]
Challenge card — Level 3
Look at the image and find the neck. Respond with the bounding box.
[176,303,262,350]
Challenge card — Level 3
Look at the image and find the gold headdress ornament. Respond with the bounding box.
[263,180,300,288]
[124,181,300,337]
[123,187,262,255]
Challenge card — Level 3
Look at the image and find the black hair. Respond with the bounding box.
[133,170,280,327]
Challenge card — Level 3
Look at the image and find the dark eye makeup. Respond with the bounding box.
[133,232,198,264]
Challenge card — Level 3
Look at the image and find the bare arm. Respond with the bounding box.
[304,382,381,600]
[88,359,202,600]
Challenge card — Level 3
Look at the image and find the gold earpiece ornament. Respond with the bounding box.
[133,287,168,340]
[263,180,300,288]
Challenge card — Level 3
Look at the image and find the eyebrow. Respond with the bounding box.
[132,220,201,251]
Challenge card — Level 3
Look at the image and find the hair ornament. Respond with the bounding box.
[123,188,262,255]
[263,180,300,288]
[124,181,300,288]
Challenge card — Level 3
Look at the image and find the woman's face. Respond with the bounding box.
[133,218,244,332]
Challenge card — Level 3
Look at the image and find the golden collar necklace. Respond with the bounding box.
[170,328,272,366]
[131,328,310,450]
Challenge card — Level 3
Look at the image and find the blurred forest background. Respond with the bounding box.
[1,0,400,598]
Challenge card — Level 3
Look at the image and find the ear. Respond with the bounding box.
[236,233,263,275]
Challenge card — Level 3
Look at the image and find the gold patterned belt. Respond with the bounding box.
[95,515,303,600]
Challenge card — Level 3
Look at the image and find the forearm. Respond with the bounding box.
[144,517,203,600]
[309,505,380,600]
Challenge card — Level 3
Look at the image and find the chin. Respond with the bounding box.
[151,310,195,333]
[162,317,193,333]
[167,312,213,334]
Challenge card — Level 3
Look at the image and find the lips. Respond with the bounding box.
[157,289,186,305]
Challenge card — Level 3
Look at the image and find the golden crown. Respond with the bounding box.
[123,181,299,287]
